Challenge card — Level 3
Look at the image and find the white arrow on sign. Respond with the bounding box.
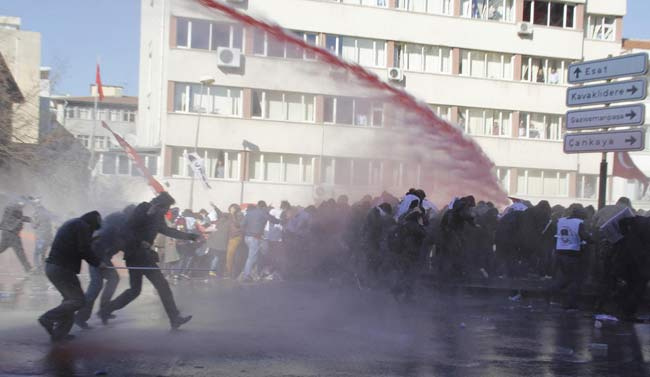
[566,104,646,130]
[568,52,648,84]
[564,129,646,154]
[566,79,647,107]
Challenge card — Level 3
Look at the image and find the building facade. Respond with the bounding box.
[139,0,644,210]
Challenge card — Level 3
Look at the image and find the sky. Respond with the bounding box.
[1,0,649,97]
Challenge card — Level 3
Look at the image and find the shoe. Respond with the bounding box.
[97,310,111,325]
[38,316,54,336]
[170,315,192,330]
[75,320,93,330]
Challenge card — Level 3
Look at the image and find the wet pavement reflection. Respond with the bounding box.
[0,273,648,377]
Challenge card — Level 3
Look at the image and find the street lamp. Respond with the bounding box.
[188,76,215,210]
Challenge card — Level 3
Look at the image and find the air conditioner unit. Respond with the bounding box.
[517,22,533,36]
[216,47,242,68]
[387,67,404,82]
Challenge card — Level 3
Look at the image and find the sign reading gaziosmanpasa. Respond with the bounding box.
[566,104,645,130]
[566,79,647,107]
[563,129,645,154]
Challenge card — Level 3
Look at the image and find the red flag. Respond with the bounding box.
[95,64,104,101]
[613,151,650,194]
[101,121,165,194]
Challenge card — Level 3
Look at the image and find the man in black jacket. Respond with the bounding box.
[38,211,104,341]
[100,192,199,329]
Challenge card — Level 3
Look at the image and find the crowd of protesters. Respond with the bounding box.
[2,189,649,329]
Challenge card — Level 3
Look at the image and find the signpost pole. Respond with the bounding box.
[598,152,607,210]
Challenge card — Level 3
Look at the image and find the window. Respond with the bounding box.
[585,15,616,41]
[496,167,510,193]
[117,155,130,175]
[518,112,563,140]
[76,135,89,148]
[521,56,569,85]
[576,175,597,199]
[523,1,574,28]
[253,30,319,60]
[395,0,453,15]
[94,136,107,150]
[173,82,242,116]
[430,104,451,121]
[249,153,315,184]
[171,147,240,180]
[516,169,568,197]
[340,0,388,7]
[395,43,452,74]
[176,17,243,50]
[101,154,116,174]
[323,96,384,127]
[461,0,514,22]
[326,35,386,67]
[251,90,315,122]
[458,107,512,136]
[460,49,513,79]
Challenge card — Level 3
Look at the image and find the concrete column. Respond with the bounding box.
[513,55,522,81]
[163,146,173,177]
[167,81,174,112]
[244,26,255,55]
[241,151,250,181]
[315,95,324,123]
[515,0,524,22]
[242,88,252,119]
[509,168,519,195]
[615,17,623,42]
[451,48,461,75]
[575,4,585,31]
[169,16,177,48]
[453,0,461,16]
[568,172,577,198]
[313,156,322,184]
[388,0,397,8]
[318,32,327,48]
[511,111,520,138]
[450,105,459,125]
[386,41,396,68]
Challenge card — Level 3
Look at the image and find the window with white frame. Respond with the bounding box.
[457,107,512,136]
[516,169,568,196]
[518,112,563,140]
[576,174,597,199]
[523,0,575,28]
[521,56,569,84]
[254,30,319,60]
[585,15,616,41]
[460,49,513,79]
[496,167,511,193]
[248,152,315,184]
[395,0,453,15]
[94,136,107,150]
[251,90,315,122]
[387,161,421,187]
[323,96,384,127]
[430,104,451,121]
[461,0,514,22]
[394,43,452,74]
[325,35,386,67]
[173,82,242,116]
[76,135,90,148]
[176,18,243,50]
[171,147,240,180]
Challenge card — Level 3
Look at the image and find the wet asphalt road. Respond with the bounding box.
[0,273,649,377]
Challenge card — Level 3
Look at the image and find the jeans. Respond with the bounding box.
[239,236,262,280]
[103,253,180,322]
[0,231,32,272]
[41,263,85,339]
[75,260,119,323]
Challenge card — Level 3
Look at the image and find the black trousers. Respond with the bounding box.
[549,253,583,307]
[41,263,85,338]
[103,254,180,322]
[0,231,31,272]
[75,260,119,323]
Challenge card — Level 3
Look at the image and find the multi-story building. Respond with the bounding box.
[139,0,642,209]
[0,16,41,146]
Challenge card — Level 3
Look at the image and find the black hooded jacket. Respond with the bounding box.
[46,211,102,273]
